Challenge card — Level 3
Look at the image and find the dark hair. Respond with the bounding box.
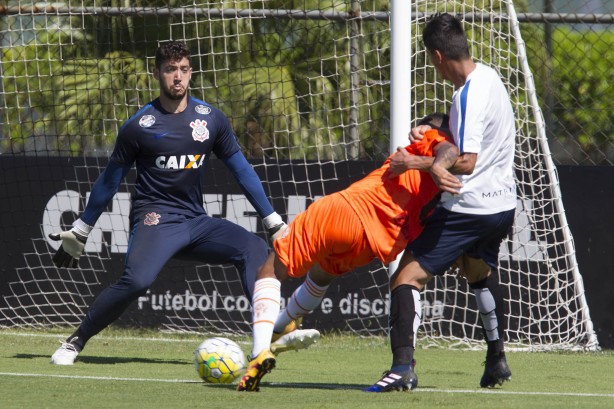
[422,13,470,61]
[155,41,191,68]
[418,112,450,131]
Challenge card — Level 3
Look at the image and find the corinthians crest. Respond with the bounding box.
[190,119,209,142]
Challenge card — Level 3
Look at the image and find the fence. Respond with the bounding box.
[1,1,613,164]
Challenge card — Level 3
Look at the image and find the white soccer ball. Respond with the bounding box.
[194,337,246,384]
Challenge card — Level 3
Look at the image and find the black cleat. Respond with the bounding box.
[363,367,418,392]
[480,352,512,388]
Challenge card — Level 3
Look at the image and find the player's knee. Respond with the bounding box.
[242,234,268,261]
[115,275,153,296]
[391,262,431,290]
[256,252,280,279]
[308,265,335,287]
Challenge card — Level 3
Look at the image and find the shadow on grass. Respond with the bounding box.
[263,382,437,391]
[199,383,439,391]
[13,353,187,365]
[199,382,366,391]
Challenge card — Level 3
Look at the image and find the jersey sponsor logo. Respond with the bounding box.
[481,186,515,198]
[195,105,211,115]
[190,119,209,142]
[155,154,205,169]
[143,212,161,226]
[139,115,156,128]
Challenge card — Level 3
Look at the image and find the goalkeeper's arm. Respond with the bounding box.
[222,151,287,241]
[49,160,131,268]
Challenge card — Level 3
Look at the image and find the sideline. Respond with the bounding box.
[0,372,613,398]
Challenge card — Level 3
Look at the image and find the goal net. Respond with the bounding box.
[0,1,599,351]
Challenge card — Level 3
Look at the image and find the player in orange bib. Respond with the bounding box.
[238,113,462,392]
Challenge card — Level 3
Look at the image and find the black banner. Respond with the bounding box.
[0,157,611,348]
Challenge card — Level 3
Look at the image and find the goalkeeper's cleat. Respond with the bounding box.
[270,329,320,354]
[480,352,512,388]
[50,338,80,365]
[236,350,276,392]
[363,368,418,392]
[271,317,303,343]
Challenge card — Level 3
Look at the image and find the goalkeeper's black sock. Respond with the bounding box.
[66,327,87,352]
[389,284,421,374]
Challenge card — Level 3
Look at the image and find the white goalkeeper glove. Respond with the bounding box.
[263,212,288,241]
[48,219,93,268]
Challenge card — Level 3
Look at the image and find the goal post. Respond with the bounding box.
[0,1,599,351]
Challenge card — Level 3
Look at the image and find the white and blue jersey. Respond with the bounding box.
[111,96,241,219]
[444,63,517,215]
[406,63,516,275]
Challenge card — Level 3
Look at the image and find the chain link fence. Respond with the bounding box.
[521,0,613,165]
[1,1,612,165]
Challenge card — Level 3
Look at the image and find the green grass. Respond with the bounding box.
[1,328,613,409]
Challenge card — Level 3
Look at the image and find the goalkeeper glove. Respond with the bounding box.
[48,219,93,268]
[262,212,288,241]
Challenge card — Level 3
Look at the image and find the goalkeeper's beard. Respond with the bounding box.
[161,85,187,101]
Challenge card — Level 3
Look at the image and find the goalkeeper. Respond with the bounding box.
[238,113,462,392]
[49,41,287,365]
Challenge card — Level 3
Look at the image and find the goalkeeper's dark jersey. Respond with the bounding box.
[110,96,240,219]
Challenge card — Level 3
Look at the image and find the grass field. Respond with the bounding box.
[1,328,613,409]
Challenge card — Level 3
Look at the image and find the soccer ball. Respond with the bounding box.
[194,337,246,384]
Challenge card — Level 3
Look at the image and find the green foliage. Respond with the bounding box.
[1,32,77,154]
[1,33,150,155]
[3,3,611,161]
[48,51,151,155]
[525,24,614,162]
[196,0,392,160]
[550,28,613,152]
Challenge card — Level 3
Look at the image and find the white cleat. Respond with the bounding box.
[270,329,320,354]
[50,342,79,365]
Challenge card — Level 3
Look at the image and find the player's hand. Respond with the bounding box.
[408,124,431,143]
[388,147,413,177]
[429,164,462,194]
[268,222,288,241]
[48,220,92,268]
[263,212,288,242]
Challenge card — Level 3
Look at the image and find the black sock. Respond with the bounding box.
[389,284,421,372]
[66,327,87,352]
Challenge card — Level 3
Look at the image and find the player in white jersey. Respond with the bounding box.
[444,63,516,215]
[365,13,516,392]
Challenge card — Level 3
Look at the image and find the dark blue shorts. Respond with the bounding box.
[406,206,515,276]
[123,212,268,298]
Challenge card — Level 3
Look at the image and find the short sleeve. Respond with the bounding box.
[404,129,448,157]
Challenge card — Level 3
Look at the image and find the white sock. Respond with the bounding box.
[473,287,500,341]
[274,274,329,333]
[411,287,422,349]
[251,278,281,357]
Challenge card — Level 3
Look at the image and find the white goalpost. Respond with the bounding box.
[0,1,599,351]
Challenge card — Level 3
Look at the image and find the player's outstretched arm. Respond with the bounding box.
[223,151,287,240]
[49,160,130,268]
